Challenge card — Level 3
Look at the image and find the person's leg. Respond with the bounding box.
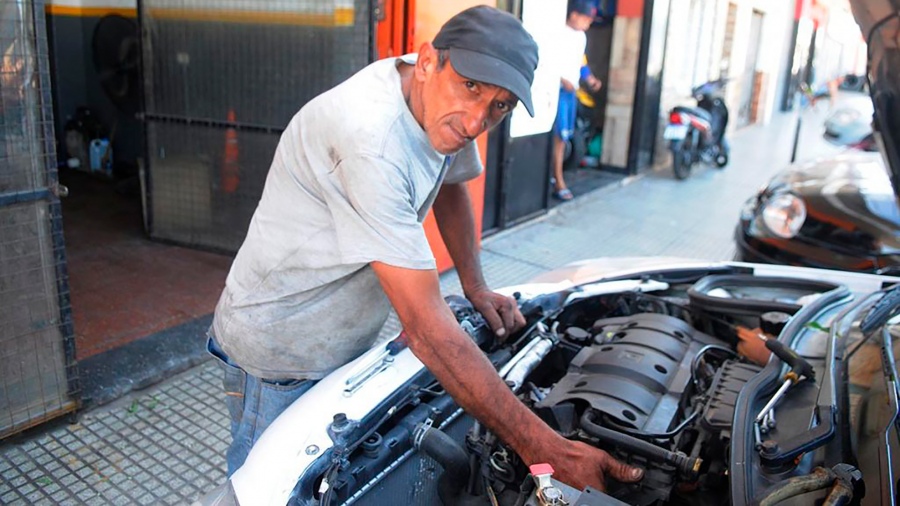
[207,333,314,476]
[231,373,314,474]
[552,89,575,200]
[552,135,567,192]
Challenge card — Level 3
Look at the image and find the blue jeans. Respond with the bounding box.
[206,332,316,476]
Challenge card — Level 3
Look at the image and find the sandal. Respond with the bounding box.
[553,188,574,201]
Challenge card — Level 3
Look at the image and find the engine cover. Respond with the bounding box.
[537,313,718,434]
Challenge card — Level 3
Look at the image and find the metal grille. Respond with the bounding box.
[0,0,78,438]
[140,0,373,251]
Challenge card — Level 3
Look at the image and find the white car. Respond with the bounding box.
[198,257,900,505]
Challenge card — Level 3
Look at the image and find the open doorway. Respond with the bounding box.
[50,12,232,377]
[49,1,377,405]
[554,10,622,204]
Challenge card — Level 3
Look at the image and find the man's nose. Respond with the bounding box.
[461,107,489,139]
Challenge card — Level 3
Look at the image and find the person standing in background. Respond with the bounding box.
[551,0,603,201]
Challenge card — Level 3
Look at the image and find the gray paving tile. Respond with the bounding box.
[25,490,46,503]
[1,492,21,504]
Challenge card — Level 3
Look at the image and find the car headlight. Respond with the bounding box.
[760,194,806,238]
[740,196,760,220]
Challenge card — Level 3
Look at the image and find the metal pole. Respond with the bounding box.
[790,112,802,163]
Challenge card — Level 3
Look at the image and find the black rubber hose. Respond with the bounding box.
[580,410,702,479]
[414,424,474,506]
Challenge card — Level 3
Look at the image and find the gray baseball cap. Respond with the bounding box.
[432,6,539,117]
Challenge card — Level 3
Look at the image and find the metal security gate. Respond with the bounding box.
[139,0,374,252]
[0,0,79,438]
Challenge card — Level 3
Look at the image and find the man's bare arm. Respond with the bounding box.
[371,262,643,491]
[432,182,485,295]
[432,182,524,337]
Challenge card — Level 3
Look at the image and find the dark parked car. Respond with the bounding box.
[735,151,900,274]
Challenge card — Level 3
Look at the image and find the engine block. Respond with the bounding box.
[537,313,719,434]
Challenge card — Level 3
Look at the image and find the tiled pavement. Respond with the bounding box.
[0,103,851,504]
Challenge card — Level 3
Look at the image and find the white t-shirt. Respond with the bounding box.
[553,25,587,88]
[212,55,482,380]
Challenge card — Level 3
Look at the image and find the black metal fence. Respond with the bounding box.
[139,0,374,251]
[0,0,79,439]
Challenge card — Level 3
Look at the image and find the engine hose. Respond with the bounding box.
[580,411,702,479]
[823,480,854,506]
[412,423,480,506]
[755,467,835,506]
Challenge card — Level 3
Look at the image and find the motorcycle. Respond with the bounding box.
[664,79,730,180]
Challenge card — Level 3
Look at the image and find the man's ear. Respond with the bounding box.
[415,42,438,82]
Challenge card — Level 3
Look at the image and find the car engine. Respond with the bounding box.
[317,276,840,506]
[445,305,760,506]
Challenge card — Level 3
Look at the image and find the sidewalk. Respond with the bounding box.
[0,106,846,505]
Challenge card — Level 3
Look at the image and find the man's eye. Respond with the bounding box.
[496,102,509,112]
[465,81,477,91]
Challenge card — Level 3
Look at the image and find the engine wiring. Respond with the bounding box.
[615,290,743,332]
[691,344,739,389]
[598,410,701,442]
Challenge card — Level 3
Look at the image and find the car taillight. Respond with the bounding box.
[669,111,685,124]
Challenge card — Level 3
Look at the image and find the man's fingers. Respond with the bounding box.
[602,457,644,483]
[512,305,526,330]
[479,305,505,336]
[499,298,516,331]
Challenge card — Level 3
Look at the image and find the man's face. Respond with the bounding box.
[416,45,518,154]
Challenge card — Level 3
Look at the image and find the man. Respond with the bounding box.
[208,5,642,492]
[551,0,603,201]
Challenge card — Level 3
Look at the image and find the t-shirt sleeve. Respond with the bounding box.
[443,141,484,185]
[320,154,437,270]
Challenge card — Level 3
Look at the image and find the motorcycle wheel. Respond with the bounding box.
[671,142,693,180]
[714,151,728,168]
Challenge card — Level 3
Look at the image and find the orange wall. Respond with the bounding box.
[618,0,644,18]
[413,1,495,272]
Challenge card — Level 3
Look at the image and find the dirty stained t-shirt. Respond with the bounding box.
[212,55,483,381]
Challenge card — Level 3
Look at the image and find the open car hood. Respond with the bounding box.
[848,0,900,199]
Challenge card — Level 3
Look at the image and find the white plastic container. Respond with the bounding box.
[89,138,113,176]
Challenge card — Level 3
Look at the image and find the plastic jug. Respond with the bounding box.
[89,138,112,176]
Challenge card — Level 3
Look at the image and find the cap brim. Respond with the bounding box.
[446,47,535,117]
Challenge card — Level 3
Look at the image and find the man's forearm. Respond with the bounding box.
[406,307,562,464]
[433,183,488,295]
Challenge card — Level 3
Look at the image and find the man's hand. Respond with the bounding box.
[466,288,525,340]
[585,75,603,92]
[561,78,576,92]
[550,440,644,491]
[736,326,771,366]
